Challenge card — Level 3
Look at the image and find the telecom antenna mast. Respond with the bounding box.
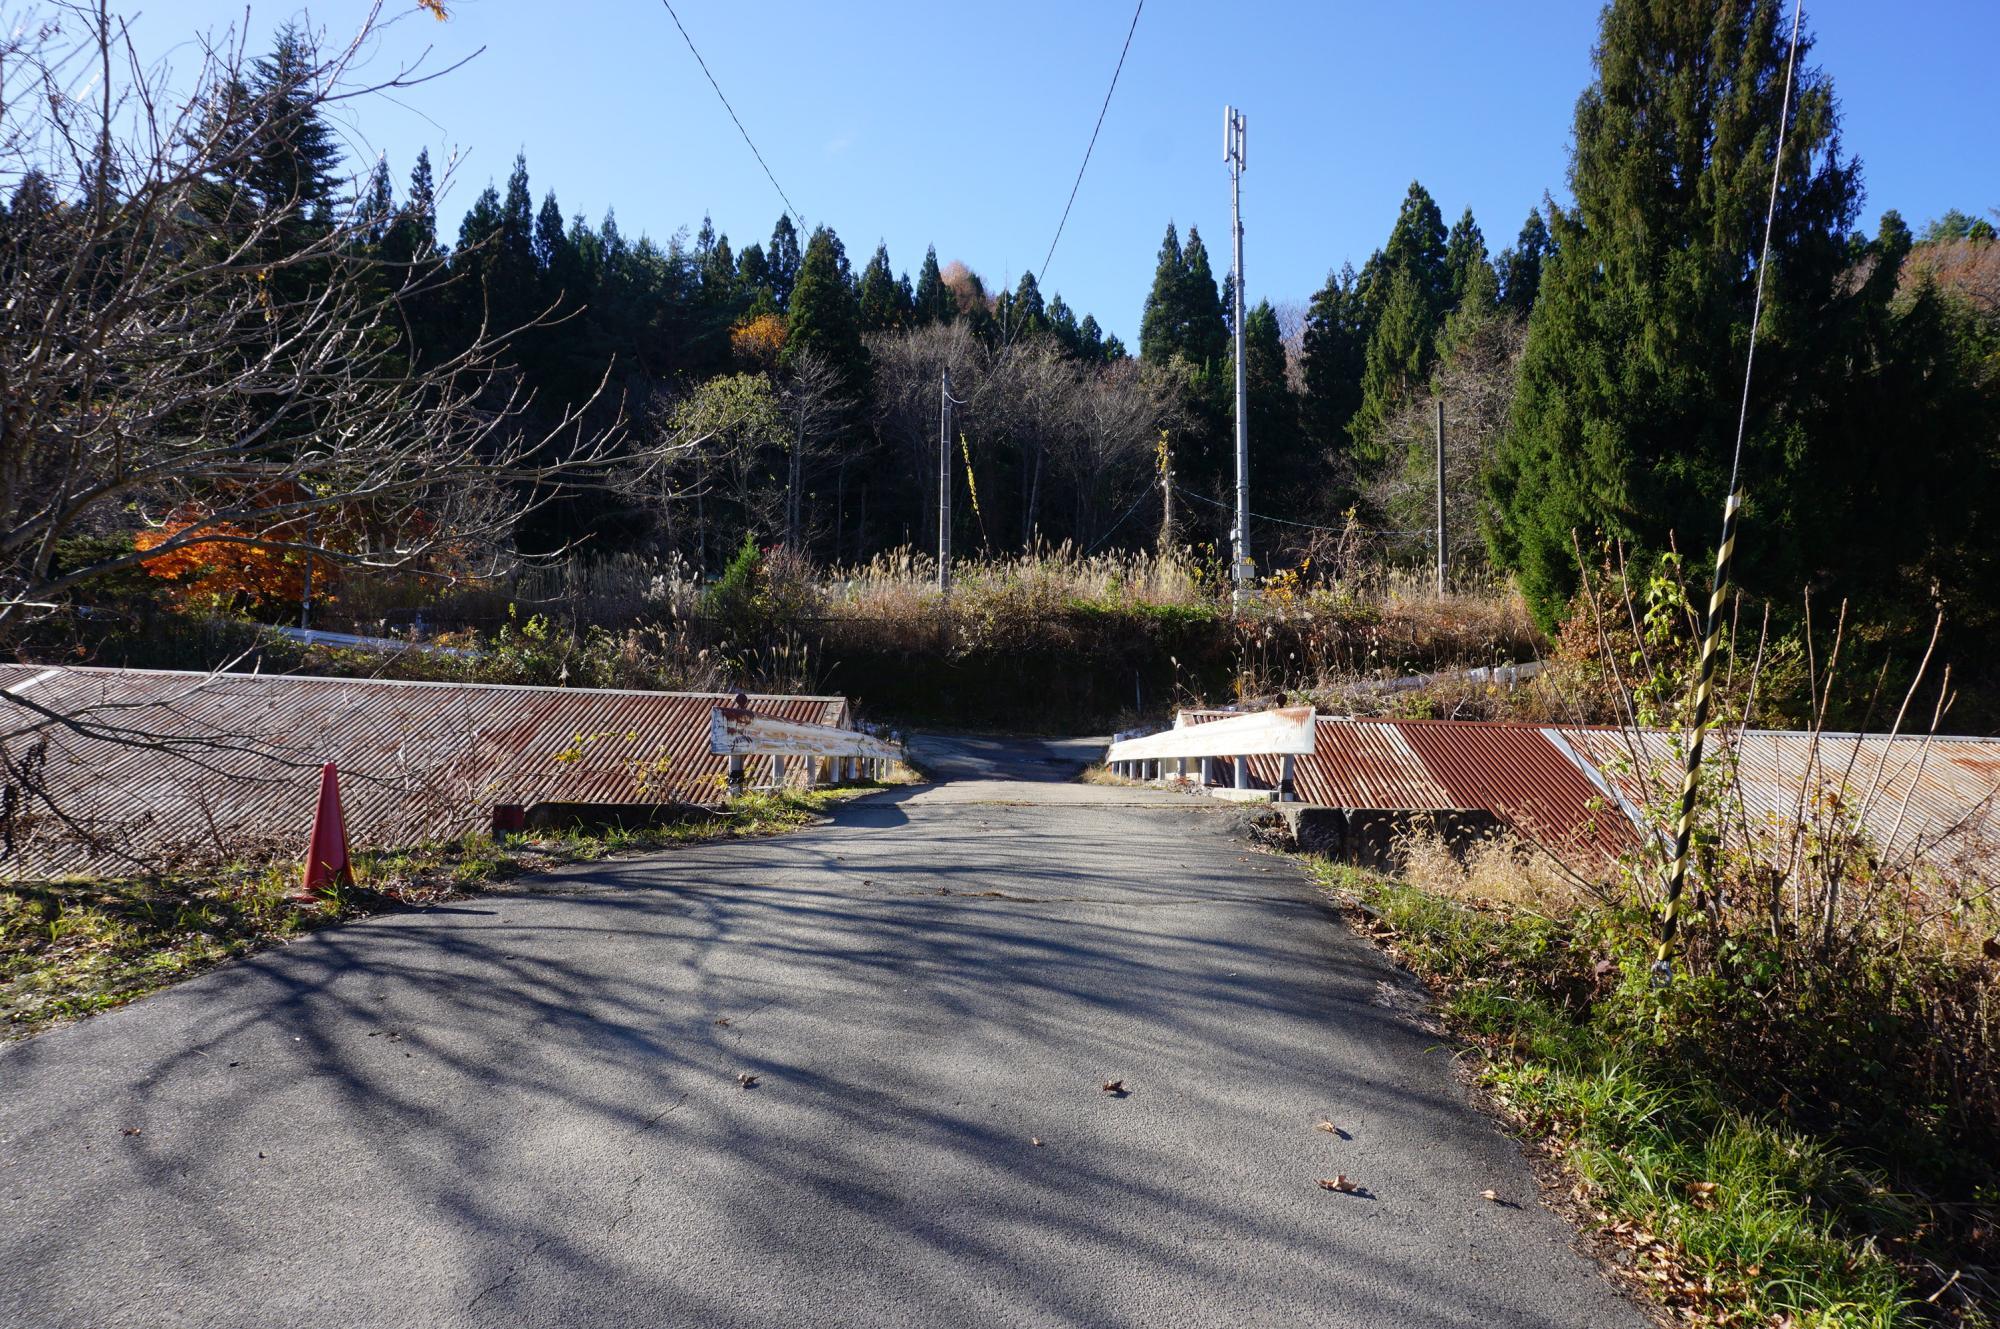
[1224,104,1250,610]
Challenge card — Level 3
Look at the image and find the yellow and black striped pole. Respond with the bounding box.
[1654,0,1802,985]
[1654,490,1741,980]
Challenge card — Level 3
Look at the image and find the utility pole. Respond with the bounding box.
[1157,430,1175,553]
[1434,398,1447,595]
[938,367,952,593]
[1224,105,1250,611]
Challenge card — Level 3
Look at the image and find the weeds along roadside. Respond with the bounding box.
[0,788,861,1043]
[1285,559,1999,1327]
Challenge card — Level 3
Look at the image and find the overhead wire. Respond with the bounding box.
[1653,0,1806,984]
[1034,0,1144,289]
[656,0,805,230]
[1173,485,1431,537]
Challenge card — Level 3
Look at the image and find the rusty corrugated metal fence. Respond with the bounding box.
[0,666,849,879]
[1181,710,2000,880]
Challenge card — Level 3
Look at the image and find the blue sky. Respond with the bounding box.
[129,1,1998,343]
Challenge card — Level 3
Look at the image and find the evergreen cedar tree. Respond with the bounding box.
[1138,222,1228,375]
[1485,0,1995,631]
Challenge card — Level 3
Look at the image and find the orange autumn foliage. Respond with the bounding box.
[730,313,788,372]
[134,509,317,613]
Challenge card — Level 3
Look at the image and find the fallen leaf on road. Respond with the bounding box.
[121,1127,142,1137]
[737,1073,759,1089]
[1480,1189,1503,1203]
[1030,1137,1044,1147]
[1314,1120,1340,1135]
[714,1018,731,1027]
[1317,1175,1358,1193]
[1101,1079,1126,1095]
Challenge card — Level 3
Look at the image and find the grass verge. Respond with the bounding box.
[1308,860,1992,1329]
[2,788,856,1041]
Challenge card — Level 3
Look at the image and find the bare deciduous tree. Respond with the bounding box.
[0,2,677,665]
[1369,313,1527,572]
[778,349,853,554]
[0,3,736,789]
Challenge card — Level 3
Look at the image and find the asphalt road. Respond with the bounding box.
[0,734,1647,1328]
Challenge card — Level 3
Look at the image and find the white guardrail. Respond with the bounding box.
[709,706,904,794]
[1104,706,1316,800]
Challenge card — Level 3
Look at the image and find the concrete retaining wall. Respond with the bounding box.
[1265,805,1503,872]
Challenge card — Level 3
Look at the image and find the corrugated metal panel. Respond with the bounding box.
[1559,725,2000,881]
[0,666,850,880]
[1182,711,1456,810]
[1393,721,1635,869]
[1181,710,1633,871]
[1289,719,1457,810]
[1179,708,2000,879]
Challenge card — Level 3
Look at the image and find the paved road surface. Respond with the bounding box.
[0,734,1645,1328]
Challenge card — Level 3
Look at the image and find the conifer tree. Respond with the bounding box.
[1237,300,1308,515]
[535,192,569,271]
[1075,312,1107,361]
[498,154,536,273]
[355,158,391,243]
[1351,270,1431,463]
[245,26,342,219]
[1496,209,1552,317]
[1138,223,1185,364]
[913,246,955,325]
[1301,263,1368,464]
[856,243,904,332]
[1487,0,1891,623]
[766,215,802,311]
[1179,227,1229,370]
[786,226,869,402]
[1047,295,1081,356]
[1374,182,1449,319]
[1443,208,1492,313]
[1352,182,1452,455]
[1008,271,1048,341]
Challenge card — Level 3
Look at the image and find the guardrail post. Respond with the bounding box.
[1233,756,1249,790]
[773,755,788,789]
[1200,756,1215,786]
[727,754,745,797]
[1280,754,1296,802]
[1177,757,1188,780]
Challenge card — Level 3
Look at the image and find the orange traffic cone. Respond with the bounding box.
[298,763,353,900]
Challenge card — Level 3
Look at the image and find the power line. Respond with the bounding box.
[1173,485,1432,537]
[657,0,804,229]
[1035,0,1143,287]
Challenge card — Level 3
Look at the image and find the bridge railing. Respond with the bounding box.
[709,706,904,794]
[1104,706,1315,800]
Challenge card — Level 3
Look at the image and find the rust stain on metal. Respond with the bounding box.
[0,666,849,879]
[1394,720,1633,868]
